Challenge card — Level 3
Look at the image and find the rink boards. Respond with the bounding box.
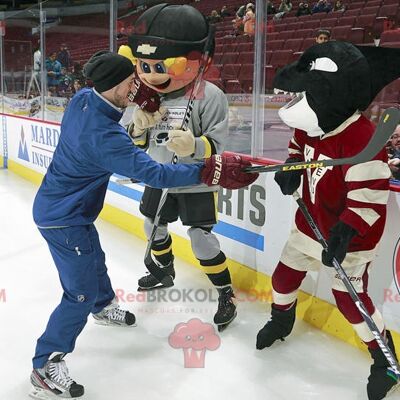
[2,113,400,351]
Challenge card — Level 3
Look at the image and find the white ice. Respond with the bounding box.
[1,169,398,400]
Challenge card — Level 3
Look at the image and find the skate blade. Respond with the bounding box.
[216,311,238,332]
[137,281,175,292]
[93,319,137,328]
[30,386,85,400]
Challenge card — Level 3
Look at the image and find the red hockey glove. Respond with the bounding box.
[321,221,358,267]
[128,73,160,113]
[201,154,259,189]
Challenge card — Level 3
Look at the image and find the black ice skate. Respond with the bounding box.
[214,286,237,332]
[93,298,136,327]
[30,353,84,399]
[256,302,296,350]
[367,331,400,400]
[137,261,175,291]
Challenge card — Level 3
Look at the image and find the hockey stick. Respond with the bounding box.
[243,107,400,174]
[141,25,216,288]
[293,190,400,380]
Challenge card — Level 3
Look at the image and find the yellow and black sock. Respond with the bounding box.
[151,234,173,266]
[200,251,231,287]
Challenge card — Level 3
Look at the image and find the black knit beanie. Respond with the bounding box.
[84,50,134,92]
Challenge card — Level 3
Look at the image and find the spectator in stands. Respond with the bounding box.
[243,3,255,36]
[208,10,222,24]
[57,43,72,70]
[296,2,312,16]
[220,5,231,17]
[274,0,293,20]
[45,51,62,94]
[387,126,400,180]
[267,1,276,14]
[72,79,83,95]
[71,63,85,86]
[333,0,346,12]
[58,67,73,97]
[233,5,246,35]
[312,0,332,14]
[236,4,247,18]
[315,28,331,43]
[32,43,41,86]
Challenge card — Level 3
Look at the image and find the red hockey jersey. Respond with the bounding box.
[288,114,391,255]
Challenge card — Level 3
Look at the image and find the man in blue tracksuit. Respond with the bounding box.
[29,51,257,399]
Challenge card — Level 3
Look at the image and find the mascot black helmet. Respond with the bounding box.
[274,41,400,134]
[129,3,214,60]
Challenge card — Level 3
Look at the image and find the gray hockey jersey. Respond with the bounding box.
[131,80,229,193]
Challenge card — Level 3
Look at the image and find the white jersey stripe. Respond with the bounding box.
[347,188,390,205]
[348,207,380,227]
[345,161,391,182]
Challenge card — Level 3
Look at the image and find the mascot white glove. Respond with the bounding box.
[166,128,196,157]
[129,107,166,137]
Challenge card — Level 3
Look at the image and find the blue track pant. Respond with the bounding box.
[33,224,115,369]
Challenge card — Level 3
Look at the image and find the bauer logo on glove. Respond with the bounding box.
[201,154,259,189]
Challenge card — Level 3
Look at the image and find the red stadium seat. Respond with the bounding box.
[362,6,380,16]
[287,22,303,31]
[224,43,237,53]
[225,80,242,93]
[221,52,239,64]
[269,50,293,67]
[279,30,295,40]
[295,28,314,38]
[267,32,280,41]
[337,16,356,27]
[380,29,400,45]
[213,53,223,64]
[380,41,400,48]
[343,9,360,17]
[332,25,352,40]
[367,0,383,6]
[347,1,364,10]
[378,4,400,19]
[301,37,317,51]
[283,38,304,52]
[320,18,338,29]
[383,0,398,4]
[356,14,376,29]
[222,64,241,81]
[237,42,254,53]
[268,39,285,51]
[303,20,322,30]
[237,51,254,64]
[348,28,365,44]
[239,64,253,80]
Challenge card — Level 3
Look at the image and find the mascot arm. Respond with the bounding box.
[192,87,229,159]
[340,148,391,237]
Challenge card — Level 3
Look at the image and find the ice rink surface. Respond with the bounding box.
[1,169,399,400]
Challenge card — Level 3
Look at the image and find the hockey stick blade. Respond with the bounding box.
[244,107,400,173]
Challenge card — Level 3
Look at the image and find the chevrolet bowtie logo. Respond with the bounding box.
[137,44,157,55]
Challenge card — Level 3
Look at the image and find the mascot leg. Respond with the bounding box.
[256,262,307,349]
[138,218,175,290]
[188,226,237,332]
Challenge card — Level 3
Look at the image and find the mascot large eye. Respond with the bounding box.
[140,61,151,73]
[309,57,338,73]
[154,62,167,74]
